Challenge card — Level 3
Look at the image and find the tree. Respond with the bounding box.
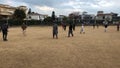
[44,17,52,22]
[51,11,55,21]
[28,8,31,14]
[63,16,68,22]
[13,9,26,20]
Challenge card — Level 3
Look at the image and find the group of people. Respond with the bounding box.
[53,22,86,39]
[53,20,120,39]
[0,20,119,41]
[53,22,78,39]
[0,22,27,41]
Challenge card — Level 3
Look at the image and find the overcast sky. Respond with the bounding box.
[0,0,120,16]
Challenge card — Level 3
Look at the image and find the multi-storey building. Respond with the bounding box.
[26,12,48,20]
[0,4,27,19]
[96,11,118,21]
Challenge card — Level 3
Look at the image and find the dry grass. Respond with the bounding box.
[0,26,120,68]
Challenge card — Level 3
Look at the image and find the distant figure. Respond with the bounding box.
[68,23,73,37]
[21,23,27,36]
[0,25,1,32]
[93,23,95,29]
[53,23,58,39]
[64,23,66,31]
[80,24,85,34]
[61,22,66,31]
[117,22,119,31]
[103,20,108,32]
[1,23,9,41]
[96,23,99,28]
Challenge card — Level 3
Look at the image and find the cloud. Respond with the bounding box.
[0,0,120,16]
[0,0,29,7]
[35,5,54,11]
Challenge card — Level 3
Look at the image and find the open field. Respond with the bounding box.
[0,26,120,68]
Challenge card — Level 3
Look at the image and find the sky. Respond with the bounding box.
[0,0,120,16]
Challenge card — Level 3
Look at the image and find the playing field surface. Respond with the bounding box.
[0,26,120,68]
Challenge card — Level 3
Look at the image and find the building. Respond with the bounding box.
[96,11,118,21]
[58,15,66,22]
[26,12,48,20]
[69,12,80,19]
[0,4,27,19]
[68,11,95,24]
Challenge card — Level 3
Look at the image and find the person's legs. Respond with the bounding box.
[105,28,107,32]
[73,27,75,31]
[82,28,85,34]
[2,32,5,41]
[69,30,73,37]
[56,34,58,39]
[80,28,83,34]
[2,32,7,41]
[4,33,8,41]
[71,31,73,37]
[23,30,26,36]
[117,27,119,31]
[53,33,55,38]
[64,26,66,31]
[80,29,82,34]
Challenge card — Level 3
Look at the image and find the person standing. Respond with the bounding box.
[21,23,27,36]
[1,23,9,41]
[103,20,108,32]
[80,24,85,34]
[96,23,99,28]
[117,22,119,31]
[93,23,95,29]
[61,22,66,31]
[53,23,58,39]
[68,23,73,37]
[64,23,66,31]
[0,25,1,32]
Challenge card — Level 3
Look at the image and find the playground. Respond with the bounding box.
[0,26,120,68]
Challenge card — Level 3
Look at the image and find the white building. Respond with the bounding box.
[96,11,118,21]
[58,15,66,21]
[26,12,48,20]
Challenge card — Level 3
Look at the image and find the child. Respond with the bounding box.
[103,20,108,32]
[1,23,9,41]
[53,23,58,39]
[117,22,119,31]
[21,23,27,36]
[68,23,73,37]
[80,24,85,34]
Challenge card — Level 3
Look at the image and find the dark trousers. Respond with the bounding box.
[53,31,58,39]
[2,32,8,41]
[68,30,73,37]
[93,25,95,29]
[117,27,119,31]
[64,26,66,31]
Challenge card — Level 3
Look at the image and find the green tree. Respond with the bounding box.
[44,17,52,22]
[13,9,26,20]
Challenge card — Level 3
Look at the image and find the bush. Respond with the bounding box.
[0,19,116,26]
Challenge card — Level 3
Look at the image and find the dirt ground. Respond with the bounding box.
[0,26,120,68]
